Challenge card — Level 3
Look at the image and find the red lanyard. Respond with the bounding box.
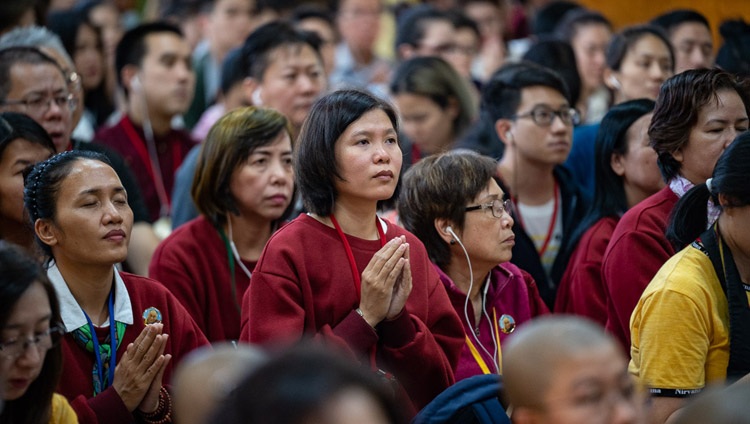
[329,214,386,371]
[514,181,559,258]
[121,116,181,215]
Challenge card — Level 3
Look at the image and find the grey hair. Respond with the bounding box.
[0,26,74,68]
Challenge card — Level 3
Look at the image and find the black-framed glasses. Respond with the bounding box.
[0,92,77,117]
[0,326,64,360]
[465,198,513,218]
[513,106,581,127]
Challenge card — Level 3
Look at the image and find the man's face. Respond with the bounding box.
[207,0,254,54]
[670,22,714,74]
[1,62,72,152]
[137,32,194,119]
[250,44,327,132]
[337,0,382,52]
[409,19,457,60]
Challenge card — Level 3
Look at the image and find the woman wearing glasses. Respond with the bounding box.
[398,150,548,381]
[0,241,75,424]
[24,150,208,424]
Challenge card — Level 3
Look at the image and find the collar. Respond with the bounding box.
[669,176,721,226]
[434,264,515,299]
[47,261,134,332]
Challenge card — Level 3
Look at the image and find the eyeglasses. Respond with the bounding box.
[513,106,580,127]
[465,198,513,218]
[0,92,78,117]
[0,326,64,360]
[66,71,82,94]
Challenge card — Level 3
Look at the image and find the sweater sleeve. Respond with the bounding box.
[521,269,550,317]
[68,386,131,424]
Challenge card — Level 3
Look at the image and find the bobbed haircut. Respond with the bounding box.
[0,112,56,161]
[398,150,498,269]
[24,150,112,259]
[668,132,750,249]
[240,21,322,81]
[481,61,571,123]
[47,8,102,62]
[192,106,294,227]
[606,24,674,71]
[650,9,710,35]
[554,8,612,42]
[532,1,581,36]
[649,68,750,182]
[114,21,183,92]
[295,89,400,216]
[568,99,655,250]
[210,344,406,424]
[0,46,64,101]
[389,56,477,138]
[522,37,581,107]
[394,4,450,50]
[0,241,63,424]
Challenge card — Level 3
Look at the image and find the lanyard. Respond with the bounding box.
[464,308,503,375]
[81,290,117,394]
[329,214,386,371]
[513,181,559,258]
[121,116,180,216]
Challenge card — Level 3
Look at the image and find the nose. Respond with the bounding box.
[269,159,291,184]
[501,211,514,228]
[649,62,667,81]
[373,141,391,163]
[691,48,708,68]
[44,97,65,119]
[298,74,319,95]
[609,395,638,424]
[103,200,124,224]
[550,113,569,133]
[16,342,44,366]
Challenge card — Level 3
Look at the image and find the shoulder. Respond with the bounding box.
[154,217,217,255]
[645,245,719,300]
[50,393,77,424]
[609,188,677,245]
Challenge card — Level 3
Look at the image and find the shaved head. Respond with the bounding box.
[503,316,619,409]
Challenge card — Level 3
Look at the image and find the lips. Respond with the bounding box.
[104,229,126,241]
[374,170,394,179]
[266,193,289,206]
[8,378,30,392]
[503,235,516,245]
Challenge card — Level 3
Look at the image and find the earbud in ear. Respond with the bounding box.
[445,226,457,245]
[608,75,621,90]
[131,74,142,92]
[252,87,263,105]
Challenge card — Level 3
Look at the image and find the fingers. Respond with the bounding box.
[364,236,405,273]
[131,324,162,363]
[137,333,168,373]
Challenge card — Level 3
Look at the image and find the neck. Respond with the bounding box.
[128,100,173,136]
[327,198,379,240]
[719,216,750,283]
[56,259,114,326]
[497,157,556,205]
[349,44,374,66]
[0,216,35,252]
[225,214,273,261]
[624,183,653,209]
[445,259,491,301]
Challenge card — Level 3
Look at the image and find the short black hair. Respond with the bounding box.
[554,8,611,42]
[114,21,183,91]
[481,61,570,123]
[394,4,451,50]
[606,24,674,71]
[522,37,581,107]
[716,19,750,77]
[0,46,64,101]
[650,9,710,35]
[295,90,399,216]
[240,21,322,81]
[532,1,581,36]
[0,111,56,160]
[445,9,481,39]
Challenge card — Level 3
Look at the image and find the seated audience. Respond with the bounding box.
[631,132,750,423]
[150,107,295,342]
[399,150,548,381]
[0,241,77,424]
[24,150,208,424]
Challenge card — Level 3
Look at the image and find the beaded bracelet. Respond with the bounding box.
[137,386,172,424]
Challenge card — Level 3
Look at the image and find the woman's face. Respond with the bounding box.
[393,93,458,155]
[675,89,749,184]
[43,158,133,267]
[453,179,515,268]
[229,131,294,222]
[444,27,479,79]
[334,109,402,206]
[1,281,52,401]
[610,34,673,102]
[74,23,104,91]
[571,23,612,92]
[612,113,664,204]
[0,139,54,225]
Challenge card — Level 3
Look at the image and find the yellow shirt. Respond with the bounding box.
[50,393,78,424]
[629,245,729,393]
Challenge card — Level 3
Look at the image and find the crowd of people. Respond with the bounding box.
[1,0,750,423]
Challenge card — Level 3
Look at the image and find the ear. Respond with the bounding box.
[671,147,684,164]
[445,97,460,121]
[610,152,626,177]
[603,68,619,90]
[34,218,59,249]
[434,217,456,244]
[121,65,140,93]
[397,43,416,61]
[242,77,261,105]
[718,192,733,209]
[510,407,541,424]
[495,119,514,147]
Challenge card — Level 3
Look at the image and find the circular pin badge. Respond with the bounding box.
[142,307,162,325]
[499,314,516,334]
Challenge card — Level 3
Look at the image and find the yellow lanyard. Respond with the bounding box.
[464,308,503,374]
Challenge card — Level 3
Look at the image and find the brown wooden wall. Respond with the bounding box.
[575,0,750,49]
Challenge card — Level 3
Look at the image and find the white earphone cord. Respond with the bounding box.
[449,228,500,373]
[228,217,253,280]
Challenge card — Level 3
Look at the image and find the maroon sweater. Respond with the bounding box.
[150,216,255,342]
[601,186,678,352]
[555,216,618,325]
[58,272,209,424]
[94,116,196,222]
[240,214,464,413]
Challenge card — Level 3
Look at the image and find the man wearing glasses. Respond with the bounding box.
[484,62,587,310]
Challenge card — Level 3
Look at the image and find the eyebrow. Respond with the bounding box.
[78,186,127,196]
[3,313,53,330]
[705,117,750,125]
[349,128,397,137]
